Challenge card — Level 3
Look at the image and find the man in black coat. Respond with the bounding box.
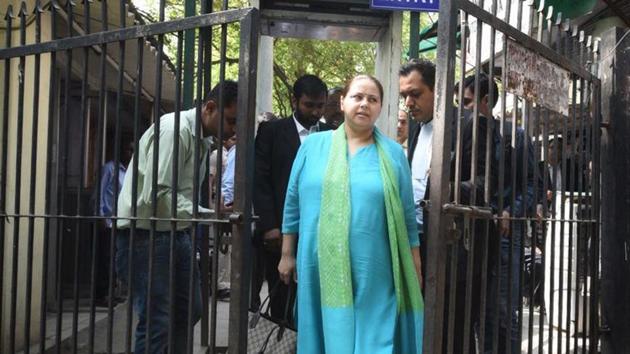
[253,74,331,320]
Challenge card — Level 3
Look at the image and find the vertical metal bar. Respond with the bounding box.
[588,69,601,354]
[209,18,223,349]
[446,8,468,354]
[145,1,166,352]
[125,35,144,354]
[167,31,183,354]
[491,0,513,350]
[106,2,127,350]
[0,5,12,347]
[585,40,599,354]
[539,107,550,354]
[209,6,226,352]
[409,11,420,59]
[425,0,459,352]
[506,92,517,354]
[563,28,582,354]
[183,0,196,107]
[463,3,486,351]
[478,2,498,350]
[573,34,589,354]
[199,1,213,348]
[9,3,28,353]
[527,104,541,354]
[78,0,98,352]
[39,2,58,352]
[453,9,468,205]
[445,243,459,354]
[227,8,259,354]
[71,1,92,351]
[23,2,43,351]
[504,0,512,23]
[461,10,486,348]
[518,99,531,354]
[463,223,476,354]
[88,0,108,351]
[55,0,76,350]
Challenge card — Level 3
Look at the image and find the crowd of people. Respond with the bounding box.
[99,58,566,353]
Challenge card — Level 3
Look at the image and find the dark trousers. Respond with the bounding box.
[116,228,202,354]
[95,226,115,300]
[442,218,498,354]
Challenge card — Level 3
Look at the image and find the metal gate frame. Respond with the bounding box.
[426,1,601,353]
[0,3,259,353]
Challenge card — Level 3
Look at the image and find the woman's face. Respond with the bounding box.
[340,77,382,132]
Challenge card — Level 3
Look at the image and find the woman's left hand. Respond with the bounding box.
[278,254,296,285]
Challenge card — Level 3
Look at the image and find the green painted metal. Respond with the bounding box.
[536,0,598,20]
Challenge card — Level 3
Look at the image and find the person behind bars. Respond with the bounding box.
[116,81,238,354]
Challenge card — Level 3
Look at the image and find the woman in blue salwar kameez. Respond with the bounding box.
[278,75,425,354]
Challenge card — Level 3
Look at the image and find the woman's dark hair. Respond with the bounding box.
[342,74,384,104]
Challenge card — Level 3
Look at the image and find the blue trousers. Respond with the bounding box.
[116,228,202,354]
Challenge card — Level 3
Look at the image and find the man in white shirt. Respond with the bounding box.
[116,81,238,353]
[399,59,436,275]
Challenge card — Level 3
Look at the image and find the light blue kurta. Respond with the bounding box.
[282,130,420,354]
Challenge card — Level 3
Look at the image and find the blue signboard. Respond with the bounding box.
[370,0,439,12]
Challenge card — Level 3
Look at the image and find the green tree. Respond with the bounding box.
[131,0,436,116]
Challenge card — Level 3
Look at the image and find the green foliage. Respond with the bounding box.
[272,38,376,117]
[131,0,438,116]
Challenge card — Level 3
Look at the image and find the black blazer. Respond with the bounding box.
[253,117,332,241]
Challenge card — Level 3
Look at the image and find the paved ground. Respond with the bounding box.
[18,298,231,354]
[17,288,597,353]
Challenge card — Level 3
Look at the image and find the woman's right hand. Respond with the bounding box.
[278,255,296,285]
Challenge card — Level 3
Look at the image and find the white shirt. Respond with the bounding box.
[411,120,433,228]
[293,113,323,143]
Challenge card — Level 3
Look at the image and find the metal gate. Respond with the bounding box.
[0,1,258,353]
[426,0,601,353]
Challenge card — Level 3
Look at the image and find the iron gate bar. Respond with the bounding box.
[589,71,601,354]
[541,106,550,354]
[453,9,467,206]
[146,0,166,349]
[108,0,128,350]
[229,8,259,354]
[200,2,214,347]
[0,8,253,60]
[55,1,72,350]
[40,3,59,351]
[575,36,588,354]
[428,0,460,352]
[83,0,99,350]
[458,0,597,83]
[76,1,92,351]
[23,2,43,351]
[0,6,11,351]
[479,3,500,348]
[9,3,28,353]
[168,30,183,354]
[580,39,592,354]
[72,0,91,349]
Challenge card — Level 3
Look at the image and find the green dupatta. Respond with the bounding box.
[317,124,424,351]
